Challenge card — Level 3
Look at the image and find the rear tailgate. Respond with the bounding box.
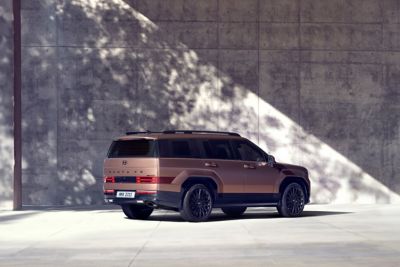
[103,158,160,191]
[103,138,160,192]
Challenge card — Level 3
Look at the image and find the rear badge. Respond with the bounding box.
[122,160,127,165]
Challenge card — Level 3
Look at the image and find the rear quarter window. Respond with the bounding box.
[158,139,200,158]
[107,139,157,158]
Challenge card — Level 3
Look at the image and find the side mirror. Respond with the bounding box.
[267,155,275,167]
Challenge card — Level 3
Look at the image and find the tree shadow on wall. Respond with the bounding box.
[21,0,399,206]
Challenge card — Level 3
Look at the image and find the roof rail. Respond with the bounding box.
[125,130,157,135]
[125,130,241,137]
[162,130,240,137]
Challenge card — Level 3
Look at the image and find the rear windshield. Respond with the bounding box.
[107,140,157,158]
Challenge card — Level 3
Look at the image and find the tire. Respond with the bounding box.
[277,182,305,217]
[222,207,247,218]
[180,184,213,222]
[121,204,153,220]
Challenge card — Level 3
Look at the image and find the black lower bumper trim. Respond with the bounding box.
[104,194,156,205]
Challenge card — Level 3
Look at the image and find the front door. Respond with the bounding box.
[232,140,280,203]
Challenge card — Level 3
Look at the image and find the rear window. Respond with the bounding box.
[201,140,235,160]
[107,140,157,158]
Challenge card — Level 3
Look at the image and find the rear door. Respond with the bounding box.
[198,139,245,194]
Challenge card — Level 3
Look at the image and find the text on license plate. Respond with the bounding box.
[116,191,135,198]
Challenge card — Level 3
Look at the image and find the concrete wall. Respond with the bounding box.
[19,0,400,206]
[0,0,14,210]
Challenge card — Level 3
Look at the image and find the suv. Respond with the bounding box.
[103,130,310,222]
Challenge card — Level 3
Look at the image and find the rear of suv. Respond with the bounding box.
[103,130,310,222]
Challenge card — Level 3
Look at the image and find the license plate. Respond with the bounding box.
[116,191,135,198]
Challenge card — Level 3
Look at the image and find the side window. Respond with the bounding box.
[201,140,235,160]
[158,139,200,158]
[232,141,265,162]
[171,140,191,157]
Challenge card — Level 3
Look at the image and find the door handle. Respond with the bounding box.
[205,162,218,167]
[243,164,256,169]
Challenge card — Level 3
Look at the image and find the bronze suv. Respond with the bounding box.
[103,130,310,222]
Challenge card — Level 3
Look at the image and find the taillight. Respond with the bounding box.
[136,176,159,184]
[104,176,115,183]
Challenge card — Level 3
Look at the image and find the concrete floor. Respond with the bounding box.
[1,205,399,267]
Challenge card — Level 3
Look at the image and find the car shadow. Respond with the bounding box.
[144,209,353,223]
[0,211,40,223]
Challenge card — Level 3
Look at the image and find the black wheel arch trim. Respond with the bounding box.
[181,176,219,202]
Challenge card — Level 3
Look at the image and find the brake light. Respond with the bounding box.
[136,176,159,183]
[104,176,115,183]
[104,189,115,194]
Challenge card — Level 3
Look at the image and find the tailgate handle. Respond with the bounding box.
[205,162,218,167]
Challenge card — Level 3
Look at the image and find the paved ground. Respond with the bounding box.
[1,204,400,267]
